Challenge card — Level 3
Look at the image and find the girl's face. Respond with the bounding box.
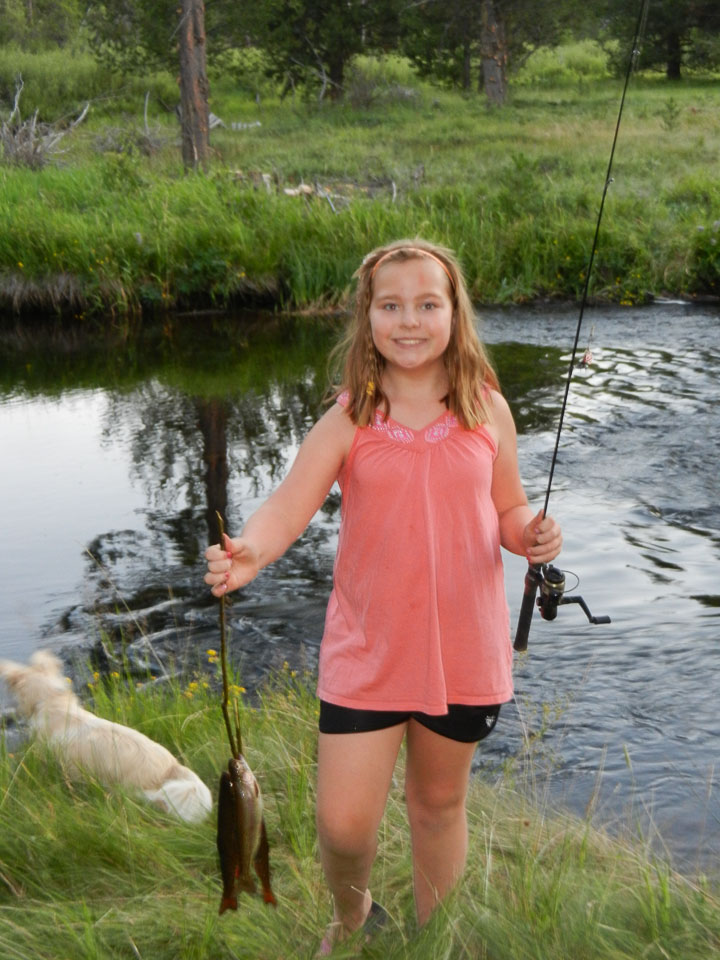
[368,257,454,376]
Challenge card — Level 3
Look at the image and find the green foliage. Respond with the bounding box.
[207,46,276,102]
[400,0,580,92]
[85,0,182,73]
[343,55,421,110]
[249,0,397,100]
[658,96,682,131]
[689,218,720,295]
[514,39,613,87]
[1,61,719,313]
[85,0,250,74]
[596,0,720,79]
[400,0,484,92]
[0,0,84,50]
[0,46,110,119]
[689,25,720,70]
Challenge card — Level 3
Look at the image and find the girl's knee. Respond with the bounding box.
[317,807,378,860]
[406,781,467,829]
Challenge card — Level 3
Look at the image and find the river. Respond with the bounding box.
[1,302,718,875]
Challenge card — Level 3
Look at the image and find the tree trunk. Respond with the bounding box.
[178,0,210,171]
[328,53,345,101]
[666,29,682,80]
[480,0,507,107]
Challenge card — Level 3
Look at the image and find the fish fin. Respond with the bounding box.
[254,818,277,907]
[218,895,237,915]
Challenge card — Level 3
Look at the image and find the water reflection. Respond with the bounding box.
[0,312,566,672]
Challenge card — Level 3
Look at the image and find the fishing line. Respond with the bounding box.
[541,0,649,518]
[513,0,650,652]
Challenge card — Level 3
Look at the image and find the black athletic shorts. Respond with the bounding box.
[319,700,501,744]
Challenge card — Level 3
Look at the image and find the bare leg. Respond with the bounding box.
[404,720,478,926]
[316,723,406,942]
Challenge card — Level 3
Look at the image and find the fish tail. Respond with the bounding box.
[261,886,278,907]
[254,819,277,907]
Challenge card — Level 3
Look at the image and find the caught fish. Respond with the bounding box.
[217,754,277,913]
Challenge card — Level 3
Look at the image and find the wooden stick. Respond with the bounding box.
[216,511,238,758]
[234,698,243,758]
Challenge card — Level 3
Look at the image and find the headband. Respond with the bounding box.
[369,247,455,288]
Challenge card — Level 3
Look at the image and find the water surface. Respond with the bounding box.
[1,304,718,873]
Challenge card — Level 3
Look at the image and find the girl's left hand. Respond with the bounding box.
[523,509,562,564]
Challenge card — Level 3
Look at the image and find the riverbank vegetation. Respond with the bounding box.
[1,658,719,959]
[1,41,719,317]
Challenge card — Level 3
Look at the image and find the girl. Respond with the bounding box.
[204,239,562,952]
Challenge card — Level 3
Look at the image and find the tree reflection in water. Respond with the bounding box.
[60,313,338,683]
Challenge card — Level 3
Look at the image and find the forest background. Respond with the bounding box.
[1,0,719,317]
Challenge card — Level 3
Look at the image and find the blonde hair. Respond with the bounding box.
[331,238,499,429]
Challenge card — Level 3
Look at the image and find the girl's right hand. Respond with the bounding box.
[204,533,260,597]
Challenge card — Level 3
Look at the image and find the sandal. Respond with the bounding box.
[362,901,388,942]
[316,901,388,956]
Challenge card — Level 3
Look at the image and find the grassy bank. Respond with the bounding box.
[1,658,719,959]
[1,50,719,316]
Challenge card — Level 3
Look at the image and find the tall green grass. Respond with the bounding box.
[1,658,719,959]
[1,48,719,316]
[0,45,178,119]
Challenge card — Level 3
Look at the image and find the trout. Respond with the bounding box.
[217,755,277,914]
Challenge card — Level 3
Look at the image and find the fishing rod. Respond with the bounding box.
[513,0,649,652]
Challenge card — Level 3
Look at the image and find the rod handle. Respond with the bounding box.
[513,564,542,652]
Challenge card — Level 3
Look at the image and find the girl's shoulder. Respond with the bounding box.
[485,387,509,414]
[480,388,515,447]
[310,395,357,454]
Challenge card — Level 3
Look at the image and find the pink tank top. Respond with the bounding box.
[317,393,513,715]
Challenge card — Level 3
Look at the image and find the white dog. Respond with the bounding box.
[0,650,212,823]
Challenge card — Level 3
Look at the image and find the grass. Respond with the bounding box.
[1,47,719,316]
[1,657,719,959]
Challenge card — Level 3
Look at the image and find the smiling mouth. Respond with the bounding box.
[394,338,424,345]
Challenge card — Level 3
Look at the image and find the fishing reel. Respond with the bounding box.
[513,563,611,652]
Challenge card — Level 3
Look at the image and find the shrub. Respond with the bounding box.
[514,39,613,87]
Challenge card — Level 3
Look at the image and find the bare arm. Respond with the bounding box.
[488,390,562,563]
[205,403,355,596]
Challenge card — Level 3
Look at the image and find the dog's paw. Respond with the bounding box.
[145,778,213,823]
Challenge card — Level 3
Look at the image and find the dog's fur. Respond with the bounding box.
[0,650,212,823]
